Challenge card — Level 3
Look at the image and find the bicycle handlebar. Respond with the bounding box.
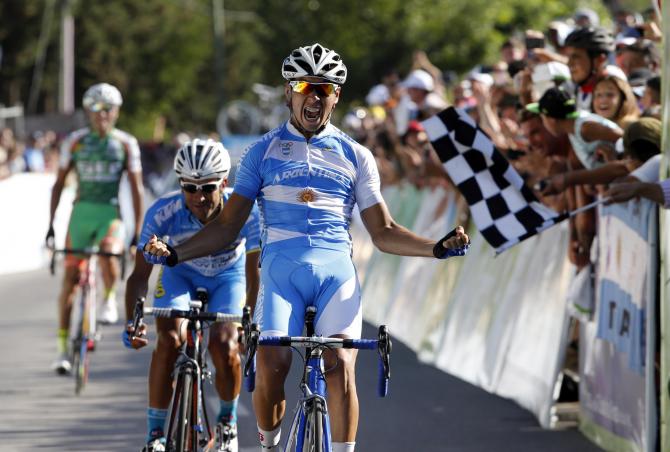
[49,248,126,278]
[143,307,243,323]
[242,322,392,397]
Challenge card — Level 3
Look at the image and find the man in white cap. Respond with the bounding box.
[402,68,448,120]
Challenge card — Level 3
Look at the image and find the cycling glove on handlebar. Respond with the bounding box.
[433,228,470,259]
[121,327,133,349]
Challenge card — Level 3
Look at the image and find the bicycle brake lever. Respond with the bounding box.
[131,297,145,337]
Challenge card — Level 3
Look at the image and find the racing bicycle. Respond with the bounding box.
[50,246,125,394]
[243,306,392,452]
[131,289,249,452]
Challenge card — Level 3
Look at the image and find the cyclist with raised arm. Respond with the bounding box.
[143,43,469,452]
[124,139,261,452]
[48,83,144,374]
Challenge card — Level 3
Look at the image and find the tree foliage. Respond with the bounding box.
[1,0,608,138]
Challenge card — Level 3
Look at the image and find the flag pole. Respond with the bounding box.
[567,198,606,217]
[494,198,607,256]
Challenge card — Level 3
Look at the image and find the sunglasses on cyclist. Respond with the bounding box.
[180,180,221,194]
[289,81,338,97]
[88,102,116,113]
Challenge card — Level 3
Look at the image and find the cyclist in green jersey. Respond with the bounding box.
[47,82,145,374]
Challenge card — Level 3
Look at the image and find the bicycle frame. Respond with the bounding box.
[288,346,332,451]
[50,247,124,394]
[139,293,246,452]
[243,307,391,452]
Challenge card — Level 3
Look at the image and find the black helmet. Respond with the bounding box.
[564,26,614,54]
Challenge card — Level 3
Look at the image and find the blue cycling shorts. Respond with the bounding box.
[153,264,246,316]
[255,247,362,338]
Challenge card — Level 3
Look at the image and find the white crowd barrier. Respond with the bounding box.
[352,183,572,428]
[580,200,657,452]
[354,184,658,450]
[0,173,138,275]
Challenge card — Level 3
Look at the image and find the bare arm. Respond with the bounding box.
[604,181,664,205]
[245,250,260,315]
[49,167,71,226]
[123,251,153,348]
[124,251,153,322]
[173,193,254,262]
[580,121,622,143]
[360,201,468,256]
[127,171,145,241]
[542,161,629,195]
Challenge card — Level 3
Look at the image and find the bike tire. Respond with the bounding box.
[175,371,193,452]
[74,336,90,395]
[303,399,325,452]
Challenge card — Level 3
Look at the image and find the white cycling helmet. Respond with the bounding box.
[174,138,231,181]
[282,43,347,85]
[82,83,123,110]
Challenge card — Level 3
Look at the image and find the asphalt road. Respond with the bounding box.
[0,267,603,451]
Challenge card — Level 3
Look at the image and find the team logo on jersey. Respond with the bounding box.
[297,188,317,203]
[280,141,293,156]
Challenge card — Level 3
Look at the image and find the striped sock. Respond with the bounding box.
[217,396,239,425]
[57,329,68,355]
[147,407,168,442]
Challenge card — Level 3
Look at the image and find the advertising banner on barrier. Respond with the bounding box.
[580,200,657,452]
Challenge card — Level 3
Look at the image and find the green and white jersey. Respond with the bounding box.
[59,127,142,205]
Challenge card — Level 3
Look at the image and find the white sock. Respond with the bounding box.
[258,425,281,448]
[332,442,356,452]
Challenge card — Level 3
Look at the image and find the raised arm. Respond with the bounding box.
[360,201,468,257]
[144,193,254,264]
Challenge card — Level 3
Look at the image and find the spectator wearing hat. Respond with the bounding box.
[616,39,660,76]
[526,87,622,170]
[627,67,654,98]
[603,118,669,206]
[541,117,661,196]
[401,68,448,120]
[574,8,600,27]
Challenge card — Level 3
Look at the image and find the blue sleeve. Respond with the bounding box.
[139,200,168,243]
[232,141,264,201]
[241,202,261,253]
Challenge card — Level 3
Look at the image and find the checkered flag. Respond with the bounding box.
[422,107,568,254]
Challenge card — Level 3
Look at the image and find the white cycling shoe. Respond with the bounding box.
[99,298,119,325]
[51,353,72,375]
[216,422,238,452]
[141,437,166,452]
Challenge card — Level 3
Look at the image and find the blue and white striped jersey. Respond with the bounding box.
[140,187,261,277]
[233,121,383,254]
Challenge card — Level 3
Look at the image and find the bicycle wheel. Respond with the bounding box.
[303,399,325,452]
[174,371,193,452]
[73,286,90,395]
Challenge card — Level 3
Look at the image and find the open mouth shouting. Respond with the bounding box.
[302,102,323,129]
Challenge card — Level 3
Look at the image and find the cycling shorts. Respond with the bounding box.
[255,247,362,338]
[153,264,246,316]
[65,201,123,264]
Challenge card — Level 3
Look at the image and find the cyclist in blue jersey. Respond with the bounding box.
[143,44,469,452]
[124,139,261,452]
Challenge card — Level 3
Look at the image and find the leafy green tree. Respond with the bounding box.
[0,0,614,138]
